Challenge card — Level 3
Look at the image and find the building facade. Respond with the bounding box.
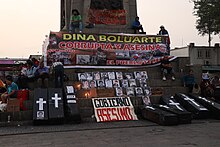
[189,43,220,66]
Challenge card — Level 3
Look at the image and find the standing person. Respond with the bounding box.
[159,25,170,54]
[160,55,175,81]
[159,25,169,35]
[183,69,196,93]
[50,62,64,88]
[132,16,145,34]
[35,62,49,88]
[69,9,83,33]
[200,73,214,98]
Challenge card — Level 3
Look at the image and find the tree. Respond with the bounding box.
[193,0,220,46]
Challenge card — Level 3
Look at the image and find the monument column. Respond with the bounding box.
[61,0,138,33]
[61,0,71,31]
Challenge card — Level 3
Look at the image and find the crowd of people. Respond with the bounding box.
[0,58,66,112]
[159,55,220,101]
[67,8,170,37]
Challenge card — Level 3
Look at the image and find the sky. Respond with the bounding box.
[0,0,219,58]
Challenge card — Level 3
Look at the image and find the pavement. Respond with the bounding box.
[1,118,220,137]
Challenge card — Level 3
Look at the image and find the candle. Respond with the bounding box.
[85,92,89,98]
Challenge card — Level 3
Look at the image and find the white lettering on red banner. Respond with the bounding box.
[92,97,138,122]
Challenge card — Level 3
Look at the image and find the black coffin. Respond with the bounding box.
[33,88,48,125]
[141,105,178,126]
[189,94,220,119]
[64,86,81,123]
[160,95,192,124]
[175,93,209,119]
[154,104,192,124]
[48,88,64,124]
[214,87,220,102]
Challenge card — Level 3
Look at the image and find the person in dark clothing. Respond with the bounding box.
[183,69,196,93]
[50,62,64,88]
[158,25,170,55]
[200,73,214,98]
[35,62,49,88]
[200,73,214,99]
[159,25,169,35]
[17,60,36,89]
[160,55,175,81]
[132,16,145,34]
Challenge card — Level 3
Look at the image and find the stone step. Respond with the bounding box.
[23,100,33,110]
[148,72,184,79]
[79,107,94,118]
[82,27,134,34]
[64,67,184,82]
[28,90,34,101]
[0,110,33,122]
[151,86,188,96]
[149,95,161,104]
[78,98,93,108]
[162,87,188,95]
[148,79,182,87]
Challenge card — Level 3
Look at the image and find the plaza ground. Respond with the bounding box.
[0,119,220,147]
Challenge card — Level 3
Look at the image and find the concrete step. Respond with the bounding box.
[148,79,182,87]
[0,110,33,122]
[151,86,188,96]
[28,90,34,101]
[82,27,134,34]
[78,98,93,108]
[148,72,184,79]
[162,87,188,95]
[23,100,33,110]
[79,107,94,118]
[149,95,161,104]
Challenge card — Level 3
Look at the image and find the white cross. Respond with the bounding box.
[159,105,169,109]
[36,98,46,111]
[52,93,61,108]
[145,105,155,110]
[198,96,215,105]
[169,100,184,111]
[181,94,200,107]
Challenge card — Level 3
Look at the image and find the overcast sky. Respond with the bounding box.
[0,0,219,58]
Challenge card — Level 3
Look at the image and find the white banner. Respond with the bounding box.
[92,97,138,122]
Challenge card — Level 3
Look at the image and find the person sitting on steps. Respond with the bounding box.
[160,55,175,81]
[69,9,83,33]
[132,16,145,34]
[35,62,49,88]
[0,75,19,112]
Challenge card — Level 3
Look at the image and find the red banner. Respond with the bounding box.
[88,9,126,25]
[92,97,138,122]
[46,32,171,67]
